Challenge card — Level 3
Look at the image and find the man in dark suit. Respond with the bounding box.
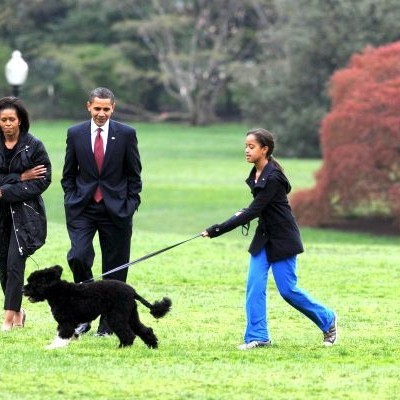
[61,87,142,336]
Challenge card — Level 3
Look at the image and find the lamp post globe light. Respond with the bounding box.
[5,50,29,97]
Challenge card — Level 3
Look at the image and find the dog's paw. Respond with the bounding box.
[45,336,71,350]
[71,333,80,341]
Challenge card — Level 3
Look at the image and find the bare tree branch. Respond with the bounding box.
[113,0,269,124]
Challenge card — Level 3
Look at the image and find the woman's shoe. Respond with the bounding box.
[1,323,12,332]
[13,309,26,328]
[2,310,15,331]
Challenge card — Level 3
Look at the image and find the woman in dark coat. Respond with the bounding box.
[202,128,337,350]
[0,97,51,331]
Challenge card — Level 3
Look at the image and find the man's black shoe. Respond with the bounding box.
[95,330,113,337]
[74,322,91,337]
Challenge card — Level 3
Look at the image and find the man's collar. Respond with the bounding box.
[91,119,110,132]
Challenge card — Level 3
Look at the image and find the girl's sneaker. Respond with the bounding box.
[238,340,271,350]
[323,314,338,346]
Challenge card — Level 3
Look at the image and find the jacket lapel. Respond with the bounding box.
[81,121,98,173]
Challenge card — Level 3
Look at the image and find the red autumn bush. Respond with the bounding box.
[291,41,400,227]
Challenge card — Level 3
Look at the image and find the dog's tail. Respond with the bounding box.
[134,293,172,319]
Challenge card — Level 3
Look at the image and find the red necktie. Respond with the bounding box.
[93,127,104,202]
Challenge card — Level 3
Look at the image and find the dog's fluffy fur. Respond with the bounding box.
[23,265,171,349]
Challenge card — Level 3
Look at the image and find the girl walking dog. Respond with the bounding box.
[202,128,337,350]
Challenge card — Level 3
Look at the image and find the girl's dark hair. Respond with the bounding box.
[0,96,30,134]
[246,128,284,172]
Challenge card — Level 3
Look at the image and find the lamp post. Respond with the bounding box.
[5,50,29,97]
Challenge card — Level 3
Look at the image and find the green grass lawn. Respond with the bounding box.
[0,121,399,400]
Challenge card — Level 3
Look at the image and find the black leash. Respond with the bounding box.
[82,233,202,283]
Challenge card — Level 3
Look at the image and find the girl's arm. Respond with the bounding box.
[204,178,281,238]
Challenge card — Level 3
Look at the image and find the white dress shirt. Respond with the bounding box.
[90,120,109,154]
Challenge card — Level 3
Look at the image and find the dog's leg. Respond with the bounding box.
[106,314,135,348]
[129,307,158,349]
[137,326,158,349]
[57,322,76,340]
[45,322,80,350]
[115,328,135,348]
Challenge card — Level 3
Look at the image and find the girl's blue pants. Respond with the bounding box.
[244,248,335,343]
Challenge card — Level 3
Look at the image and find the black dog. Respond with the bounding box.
[23,265,171,349]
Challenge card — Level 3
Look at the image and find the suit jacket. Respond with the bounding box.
[61,120,142,227]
